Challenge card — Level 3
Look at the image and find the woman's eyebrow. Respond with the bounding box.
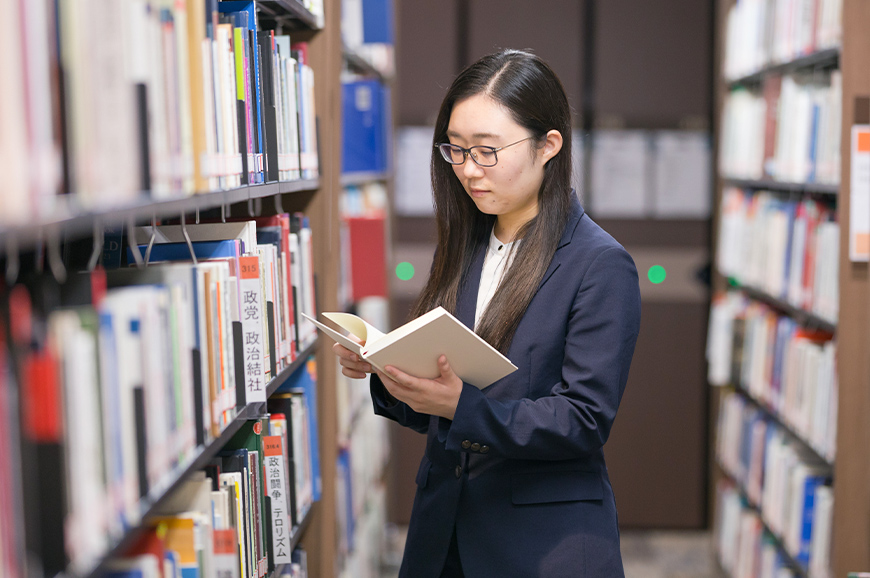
[446,130,501,140]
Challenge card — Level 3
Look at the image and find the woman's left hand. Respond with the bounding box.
[375,355,463,420]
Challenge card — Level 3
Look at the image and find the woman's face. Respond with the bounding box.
[446,94,556,237]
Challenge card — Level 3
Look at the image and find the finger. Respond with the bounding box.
[338,356,373,374]
[384,365,416,387]
[437,355,456,379]
[332,342,362,362]
[341,366,368,379]
[376,369,409,392]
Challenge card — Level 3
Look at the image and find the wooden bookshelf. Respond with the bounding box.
[831,0,870,574]
[712,1,846,575]
[721,177,839,196]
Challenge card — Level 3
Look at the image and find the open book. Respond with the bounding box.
[302,306,517,389]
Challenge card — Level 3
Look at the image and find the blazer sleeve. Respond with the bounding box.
[370,373,431,434]
[442,246,641,460]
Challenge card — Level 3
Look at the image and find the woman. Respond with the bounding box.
[333,49,641,577]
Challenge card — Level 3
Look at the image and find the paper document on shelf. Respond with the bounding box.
[850,125,870,261]
[395,127,436,216]
[652,131,712,218]
[590,130,650,218]
[303,307,517,389]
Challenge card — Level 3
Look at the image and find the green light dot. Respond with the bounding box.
[396,262,415,281]
[648,265,667,284]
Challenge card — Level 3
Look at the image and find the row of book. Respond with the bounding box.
[0,0,320,228]
[720,73,841,184]
[102,402,316,578]
[715,480,832,578]
[717,188,839,323]
[717,390,833,576]
[336,447,388,578]
[0,211,320,577]
[723,0,842,81]
[708,292,838,462]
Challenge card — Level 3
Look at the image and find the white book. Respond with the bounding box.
[49,311,109,574]
[219,472,247,577]
[135,221,258,255]
[0,0,29,226]
[305,306,517,389]
[239,255,267,404]
[262,436,293,564]
[104,555,161,578]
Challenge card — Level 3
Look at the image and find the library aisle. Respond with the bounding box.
[6,0,870,576]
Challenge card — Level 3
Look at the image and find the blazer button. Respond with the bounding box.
[461,440,471,449]
[480,445,490,454]
[470,443,481,452]
[455,465,463,478]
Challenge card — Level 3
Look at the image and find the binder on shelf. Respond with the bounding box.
[344,215,388,300]
[341,79,389,174]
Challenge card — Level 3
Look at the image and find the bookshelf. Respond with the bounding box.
[732,383,835,470]
[717,465,812,577]
[257,0,322,29]
[87,341,316,578]
[0,0,374,575]
[721,177,839,196]
[343,44,391,80]
[712,0,844,575]
[726,280,838,333]
[0,180,320,252]
[727,47,840,88]
[340,171,390,187]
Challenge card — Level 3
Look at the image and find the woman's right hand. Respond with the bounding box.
[332,342,374,379]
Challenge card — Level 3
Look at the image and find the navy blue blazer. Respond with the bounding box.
[370,197,641,577]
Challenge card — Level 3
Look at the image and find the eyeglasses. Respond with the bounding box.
[435,137,534,168]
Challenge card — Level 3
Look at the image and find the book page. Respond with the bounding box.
[321,312,385,343]
[300,313,364,357]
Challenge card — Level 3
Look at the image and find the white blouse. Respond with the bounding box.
[474,228,518,330]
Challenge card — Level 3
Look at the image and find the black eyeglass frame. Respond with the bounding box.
[434,136,534,167]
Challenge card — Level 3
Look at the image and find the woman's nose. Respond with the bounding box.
[462,156,484,178]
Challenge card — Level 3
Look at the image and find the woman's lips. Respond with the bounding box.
[470,188,490,198]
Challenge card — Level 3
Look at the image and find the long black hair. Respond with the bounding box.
[411,49,574,355]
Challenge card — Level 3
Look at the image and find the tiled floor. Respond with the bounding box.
[381,526,727,577]
[621,530,727,578]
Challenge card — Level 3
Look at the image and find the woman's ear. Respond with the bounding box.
[541,130,563,165]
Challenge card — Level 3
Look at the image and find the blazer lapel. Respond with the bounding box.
[536,196,586,294]
[455,243,486,330]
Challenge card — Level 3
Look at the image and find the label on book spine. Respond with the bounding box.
[264,436,293,564]
[213,529,241,578]
[239,256,267,403]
